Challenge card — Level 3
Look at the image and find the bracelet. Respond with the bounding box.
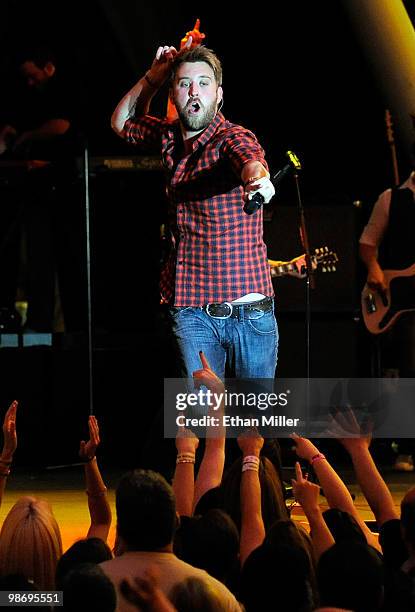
[176,458,195,465]
[310,452,326,465]
[86,487,107,498]
[177,452,195,461]
[242,455,260,465]
[144,72,159,90]
[242,463,259,473]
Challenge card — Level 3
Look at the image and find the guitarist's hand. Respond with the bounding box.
[367,263,387,293]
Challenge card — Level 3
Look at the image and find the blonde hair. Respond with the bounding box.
[0,496,62,589]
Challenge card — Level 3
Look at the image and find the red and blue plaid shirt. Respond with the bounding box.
[122,112,274,305]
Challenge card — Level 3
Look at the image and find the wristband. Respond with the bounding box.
[310,453,326,465]
[177,452,195,459]
[242,463,259,473]
[242,455,260,465]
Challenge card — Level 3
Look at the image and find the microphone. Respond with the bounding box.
[286,150,302,171]
[243,150,302,215]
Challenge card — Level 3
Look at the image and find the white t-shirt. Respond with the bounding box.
[100,550,241,612]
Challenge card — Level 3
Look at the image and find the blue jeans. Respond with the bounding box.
[168,301,278,380]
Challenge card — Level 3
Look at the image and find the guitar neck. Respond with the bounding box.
[270,262,298,278]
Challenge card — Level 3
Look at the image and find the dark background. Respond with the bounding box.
[2,0,412,196]
[0,1,413,466]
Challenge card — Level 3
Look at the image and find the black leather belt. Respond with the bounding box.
[203,297,273,319]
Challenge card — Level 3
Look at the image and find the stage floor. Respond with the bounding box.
[0,464,411,552]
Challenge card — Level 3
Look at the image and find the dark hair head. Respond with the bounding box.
[322,509,367,545]
[55,538,112,589]
[116,469,176,551]
[317,542,384,612]
[61,563,116,612]
[263,519,318,604]
[220,456,288,532]
[265,519,316,565]
[241,543,315,612]
[171,46,222,86]
[174,509,239,582]
[193,486,224,516]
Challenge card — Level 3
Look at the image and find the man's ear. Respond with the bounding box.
[44,61,56,77]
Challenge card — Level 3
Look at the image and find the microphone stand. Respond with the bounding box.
[46,137,94,470]
[293,168,315,380]
[290,161,315,438]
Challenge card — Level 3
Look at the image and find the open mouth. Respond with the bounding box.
[187,100,201,114]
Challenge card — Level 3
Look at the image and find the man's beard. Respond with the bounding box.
[176,97,218,132]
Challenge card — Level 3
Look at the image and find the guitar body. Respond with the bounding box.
[361,264,415,334]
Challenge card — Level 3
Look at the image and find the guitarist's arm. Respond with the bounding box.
[359,188,392,292]
[359,244,387,292]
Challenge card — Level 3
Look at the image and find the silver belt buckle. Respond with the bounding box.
[206,301,233,319]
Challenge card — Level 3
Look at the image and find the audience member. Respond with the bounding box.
[240,542,315,612]
[220,451,288,533]
[174,510,239,586]
[79,414,112,542]
[0,403,110,590]
[291,431,380,551]
[317,541,384,612]
[170,576,230,612]
[291,460,335,559]
[61,563,117,612]
[55,537,113,589]
[0,496,62,590]
[120,570,176,612]
[100,469,240,611]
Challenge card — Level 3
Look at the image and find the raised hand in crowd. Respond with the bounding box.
[79,414,100,462]
[291,461,334,559]
[0,400,18,506]
[80,415,112,542]
[238,427,265,566]
[290,431,380,551]
[192,351,226,511]
[331,407,398,531]
[173,426,199,517]
[2,400,18,462]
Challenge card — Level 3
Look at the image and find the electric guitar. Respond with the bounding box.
[268,246,338,278]
[361,263,415,334]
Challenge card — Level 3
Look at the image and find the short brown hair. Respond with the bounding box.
[171,46,223,86]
